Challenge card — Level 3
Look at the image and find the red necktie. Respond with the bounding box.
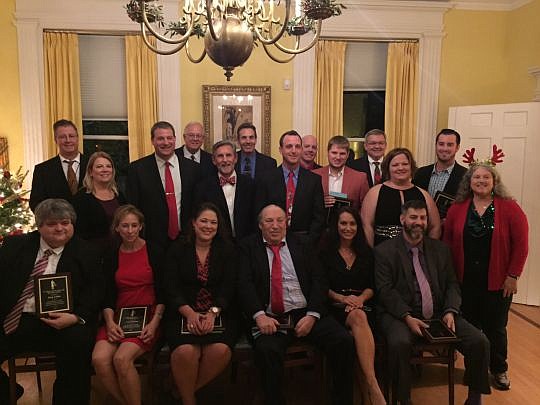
[411,247,434,319]
[219,176,236,187]
[286,171,295,227]
[4,249,53,334]
[373,161,382,185]
[165,162,179,240]
[269,243,285,314]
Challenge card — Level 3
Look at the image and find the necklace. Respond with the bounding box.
[339,247,355,270]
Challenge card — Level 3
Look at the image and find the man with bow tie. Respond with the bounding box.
[194,140,256,241]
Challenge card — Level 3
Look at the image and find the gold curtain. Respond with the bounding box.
[43,32,83,158]
[314,40,347,163]
[125,35,158,161]
[384,41,419,151]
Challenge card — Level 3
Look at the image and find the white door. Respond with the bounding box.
[449,102,540,306]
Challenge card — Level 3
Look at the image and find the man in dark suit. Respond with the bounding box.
[235,123,277,180]
[126,121,200,249]
[348,129,387,187]
[194,140,255,240]
[29,119,89,211]
[299,134,321,170]
[375,200,490,405]
[0,199,102,404]
[254,130,325,243]
[413,129,467,214]
[238,204,354,405]
[176,121,215,178]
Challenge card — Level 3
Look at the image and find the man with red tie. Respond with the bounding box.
[126,121,200,249]
[374,200,490,405]
[194,140,255,240]
[254,130,325,244]
[238,204,354,405]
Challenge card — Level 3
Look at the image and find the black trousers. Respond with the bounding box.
[252,313,354,405]
[461,288,512,374]
[379,313,491,402]
[0,313,95,405]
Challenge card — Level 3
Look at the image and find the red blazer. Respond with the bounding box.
[443,196,529,291]
[312,166,369,211]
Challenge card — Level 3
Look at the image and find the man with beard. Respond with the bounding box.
[413,129,467,200]
[194,140,255,240]
[374,200,490,405]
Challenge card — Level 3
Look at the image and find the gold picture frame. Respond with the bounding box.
[202,85,271,154]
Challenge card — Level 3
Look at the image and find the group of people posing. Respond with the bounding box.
[0,119,529,405]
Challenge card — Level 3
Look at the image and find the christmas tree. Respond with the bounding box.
[0,167,34,244]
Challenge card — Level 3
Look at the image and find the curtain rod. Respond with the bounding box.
[43,29,141,36]
[322,37,419,43]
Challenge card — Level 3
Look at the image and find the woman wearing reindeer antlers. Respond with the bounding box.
[443,145,529,392]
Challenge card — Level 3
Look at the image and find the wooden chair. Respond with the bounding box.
[7,352,56,405]
[387,340,457,405]
[231,337,325,404]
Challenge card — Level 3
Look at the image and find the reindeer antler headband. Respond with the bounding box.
[462,144,504,167]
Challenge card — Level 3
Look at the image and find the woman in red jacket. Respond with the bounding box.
[443,162,528,391]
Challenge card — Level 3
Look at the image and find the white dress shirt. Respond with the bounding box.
[155,153,183,228]
[23,239,65,313]
[328,167,344,194]
[183,147,201,163]
[59,153,81,182]
[220,171,237,236]
[368,156,383,182]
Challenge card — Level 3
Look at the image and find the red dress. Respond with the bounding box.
[96,245,160,352]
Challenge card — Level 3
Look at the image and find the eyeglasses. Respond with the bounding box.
[184,133,203,139]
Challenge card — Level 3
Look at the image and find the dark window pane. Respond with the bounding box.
[83,120,128,136]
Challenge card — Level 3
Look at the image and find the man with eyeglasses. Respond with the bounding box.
[29,119,89,211]
[177,121,215,178]
[348,129,387,188]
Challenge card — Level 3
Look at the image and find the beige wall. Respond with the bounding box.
[179,43,293,160]
[0,0,23,169]
[437,0,540,130]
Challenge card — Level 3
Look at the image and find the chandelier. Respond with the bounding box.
[125,0,345,80]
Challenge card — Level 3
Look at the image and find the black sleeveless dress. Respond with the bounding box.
[374,184,425,245]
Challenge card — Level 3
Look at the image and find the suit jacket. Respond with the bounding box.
[193,173,256,240]
[29,154,89,211]
[235,150,277,181]
[177,146,216,179]
[101,241,165,310]
[348,155,376,187]
[374,235,461,320]
[0,231,103,325]
[413,162,467,198]
[254,166,325,242]
[126,151,200,249]
[163,238,237,320]
[238,233,328,318]
[312,165,369,211]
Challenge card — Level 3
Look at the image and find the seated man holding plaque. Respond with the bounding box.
[92,205,165,405]
[0,198,102,404]
[238,204,354,405]
[313,136,369,225]
[163,202,239,405]
[374,200,490,405]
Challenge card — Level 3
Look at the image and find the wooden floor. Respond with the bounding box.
[4,305,540,405]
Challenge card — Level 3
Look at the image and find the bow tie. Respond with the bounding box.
[219,176,236,186]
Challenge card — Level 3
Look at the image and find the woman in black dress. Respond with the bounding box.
[163,202,238,405]
[72,151,126,252]
[321,206,386,405]
[361,148,440,247]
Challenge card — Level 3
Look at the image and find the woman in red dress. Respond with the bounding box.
[92,205,164,405]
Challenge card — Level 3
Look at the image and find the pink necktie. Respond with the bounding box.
[4,249,53,334]
[269,243,285,314]
[286,172,295,227]
[165,162,179,240]
[411,247,433,319]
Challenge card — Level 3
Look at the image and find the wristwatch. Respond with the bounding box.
[208,306,221,316]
